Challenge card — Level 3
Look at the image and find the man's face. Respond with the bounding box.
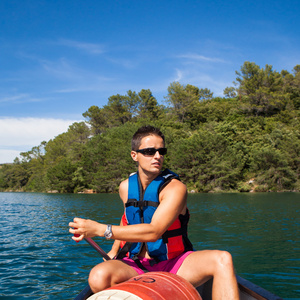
[131,134,165,174]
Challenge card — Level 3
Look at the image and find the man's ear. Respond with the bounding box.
[131,150,138,162]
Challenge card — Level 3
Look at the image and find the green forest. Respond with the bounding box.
[1,62,300,193]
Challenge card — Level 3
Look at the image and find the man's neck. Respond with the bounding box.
[138,168,162,191]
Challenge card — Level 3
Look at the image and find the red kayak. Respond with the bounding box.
[74,271,283,300]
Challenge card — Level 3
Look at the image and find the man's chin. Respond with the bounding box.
[151,166,163,173]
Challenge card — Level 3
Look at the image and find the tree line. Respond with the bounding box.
[1,61,299,193]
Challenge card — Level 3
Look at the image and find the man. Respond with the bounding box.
[69,125,240,299]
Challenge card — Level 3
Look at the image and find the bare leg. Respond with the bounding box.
[177,250,239,300]
[88,260,139,293]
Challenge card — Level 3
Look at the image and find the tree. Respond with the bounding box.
[199,88,213,100]
[44,122,90,167]
[293,65,300,75]
[235,61,262,96]
[223,87,237,98]
[137,89,162,120]
[249,146,296,191]
[2,61,299,193]
[169,128,246,192]
[81,123,137,192]
[165,82,200,123]
[82,105,107,135]
[46,157,77,193]
[3,159,30,190]
[104,91,138,126]
[235,62,287,116]
[282,65,300,109]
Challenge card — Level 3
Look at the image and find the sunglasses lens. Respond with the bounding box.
[137,148,167,156]
[158,148,167,155]
[144,148,156,155]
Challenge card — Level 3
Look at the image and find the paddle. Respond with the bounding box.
[84,237,111,261]
[73,228,111,261]
[73,234,111,300]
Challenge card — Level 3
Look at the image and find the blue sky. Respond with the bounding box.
[1,0,299,163]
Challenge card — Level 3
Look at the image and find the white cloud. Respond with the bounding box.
[177,53,226,63]
[174,69,183,81]
[58,39,106,55]
[38,57,115,93]
[0,93,43,104]
[41,58,85,81]
[166,67,229,96]
[0,149,22,164]
[0,117,82,163]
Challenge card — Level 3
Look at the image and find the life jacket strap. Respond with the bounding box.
[162,226,187,243]
[131,255,150,273]
[115,242,133,260]
[116,242,161,268]
[125,200,159,208]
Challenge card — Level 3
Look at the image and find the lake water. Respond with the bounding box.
[0,192,299,299]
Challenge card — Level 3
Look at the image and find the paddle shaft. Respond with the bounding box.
[74,227,111,261]
[73,238,111,300]
[84,237,111,261]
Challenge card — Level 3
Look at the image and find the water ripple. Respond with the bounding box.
[0,192,299,299]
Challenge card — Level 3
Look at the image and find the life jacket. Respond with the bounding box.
[117,169,193,262]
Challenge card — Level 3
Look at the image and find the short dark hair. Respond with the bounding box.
[131,126,165,151]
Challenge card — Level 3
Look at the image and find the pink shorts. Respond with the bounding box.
[119,251,194,275]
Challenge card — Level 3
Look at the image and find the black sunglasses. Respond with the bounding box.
[136,147,167,156]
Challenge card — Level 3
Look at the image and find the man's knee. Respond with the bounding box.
[88,265,112,293]
[215,250,234,271]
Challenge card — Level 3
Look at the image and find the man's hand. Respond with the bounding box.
[69,217,104,242]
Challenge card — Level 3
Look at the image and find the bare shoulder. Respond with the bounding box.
[160,178,187,210]
[164,178,187,193]
[119,179,129,204]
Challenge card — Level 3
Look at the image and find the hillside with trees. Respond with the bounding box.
[1,62,299,193]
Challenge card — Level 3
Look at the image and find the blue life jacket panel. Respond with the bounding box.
[121,169,193,262]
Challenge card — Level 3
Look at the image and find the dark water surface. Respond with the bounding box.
[0,192,299,299]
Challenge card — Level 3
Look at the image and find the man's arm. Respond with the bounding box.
[69,179,187,243]
[106,219,123,259]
